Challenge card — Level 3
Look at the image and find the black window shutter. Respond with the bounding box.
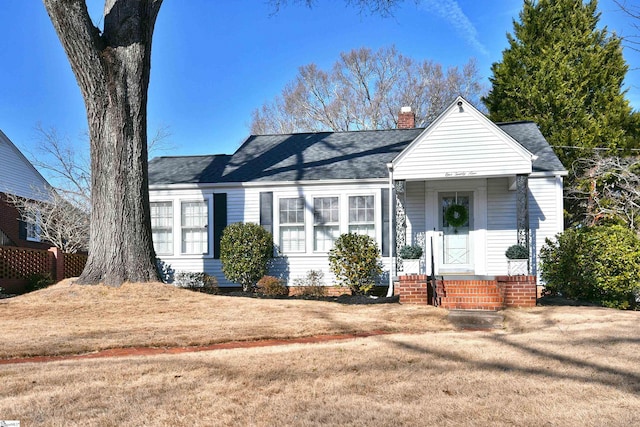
[381,188,394,257]
[213,193,227,259]
[18,220,27,240]
[260,192,273,235]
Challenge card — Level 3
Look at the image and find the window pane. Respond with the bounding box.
[349,224,375,239]
[314,197,339,224]
[314,225,339,251]
[151,202,173,254]
[152,230,172,254]
[25,211,41,241]
[280,198,304,224]
[182,228,208,254]
[348,195,375,240]
[349,195,374,223]
[279,198,305,253]
[280,225,305,252]
[181,201,208,254]
[182,201,207,227]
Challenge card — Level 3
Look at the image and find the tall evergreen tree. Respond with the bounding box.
[483,0,637,170]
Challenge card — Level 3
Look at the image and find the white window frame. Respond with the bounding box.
[313,196,340,252]
[348,194,376,239]
[180,200,209,255]
[150,201,173,255]
[278,196,306,253]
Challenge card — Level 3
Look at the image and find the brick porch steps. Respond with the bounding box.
[394,274,537,310]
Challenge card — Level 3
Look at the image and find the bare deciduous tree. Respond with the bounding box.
[251,46,485,134]
[569,155,640,232]
[7,189,89,254]
[614,0,640,54]
[269,0,403,17]
[29,124,91,215]
[8,122,172,254]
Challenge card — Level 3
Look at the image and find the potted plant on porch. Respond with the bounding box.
[506,244,529,276]
[399,244,423,275]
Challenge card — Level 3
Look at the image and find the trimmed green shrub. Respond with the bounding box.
[399,244,423,259]
[256,275,289,296]
[540,225,640,309]
[294,270,327,297]
[220,222,273,292]
[328,233,382,295]
[505,244,528,260]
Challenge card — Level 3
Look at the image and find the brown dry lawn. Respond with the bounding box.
[1,280,639,426]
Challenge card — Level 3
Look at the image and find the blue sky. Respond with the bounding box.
[1,0,638,165]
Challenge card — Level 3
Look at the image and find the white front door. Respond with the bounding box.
[439,192,473,272]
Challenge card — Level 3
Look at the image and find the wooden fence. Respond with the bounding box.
[0,246,87,293]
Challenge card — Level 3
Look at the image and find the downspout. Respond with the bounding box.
[386,162,394,297]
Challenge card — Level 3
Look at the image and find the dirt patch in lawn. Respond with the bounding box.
[0,279,450,360]
[1,321,638,426]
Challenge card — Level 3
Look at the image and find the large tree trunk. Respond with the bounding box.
[44,0,162,286]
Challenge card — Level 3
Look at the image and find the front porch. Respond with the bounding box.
[394,274,537,310]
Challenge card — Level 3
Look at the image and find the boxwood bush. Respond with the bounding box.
[505,244,528,260]
[540,224,640,309]
[328,233,382,295]
[220,222,273,292]
[399,244,423,259]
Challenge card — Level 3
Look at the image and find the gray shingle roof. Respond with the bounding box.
[148,122,565,185]
[148,154,231,185]
[498,121,566,173]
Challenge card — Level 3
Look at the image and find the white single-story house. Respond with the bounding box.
[148,97,566,306]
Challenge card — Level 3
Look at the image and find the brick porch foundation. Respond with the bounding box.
[394,274,537,310]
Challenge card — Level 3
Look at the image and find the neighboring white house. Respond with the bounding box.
[0,129,52,249]
[148,97,567,289]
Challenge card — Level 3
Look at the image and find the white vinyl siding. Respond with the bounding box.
[279,197,305,253]
[393,100,532,180]
[313,197,339,252]
[529,176,563,278]
[484,176,564,279]
[151,201,173,255]
[348,195,375,238]
[0,131,51,202]
[486,178,517,275]
[181,201,208,254]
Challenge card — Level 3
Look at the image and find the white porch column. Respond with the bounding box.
[386,163,395,297]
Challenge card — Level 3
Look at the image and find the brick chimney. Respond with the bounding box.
[397,106,415,129]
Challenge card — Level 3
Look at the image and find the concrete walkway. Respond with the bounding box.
[447,310,504,330]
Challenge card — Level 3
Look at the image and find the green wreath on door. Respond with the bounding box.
[445,204,468,228]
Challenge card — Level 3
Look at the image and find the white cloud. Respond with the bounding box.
[419,0,489,56]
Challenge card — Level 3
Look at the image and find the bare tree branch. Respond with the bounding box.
[251,46,486,134]
[613,0,640,54]
[568,154,640,232]
[29,124,91,214]
[6,189,89,253]
[269,0,405,17]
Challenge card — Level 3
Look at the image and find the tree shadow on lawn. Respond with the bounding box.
[383,332,640,395]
